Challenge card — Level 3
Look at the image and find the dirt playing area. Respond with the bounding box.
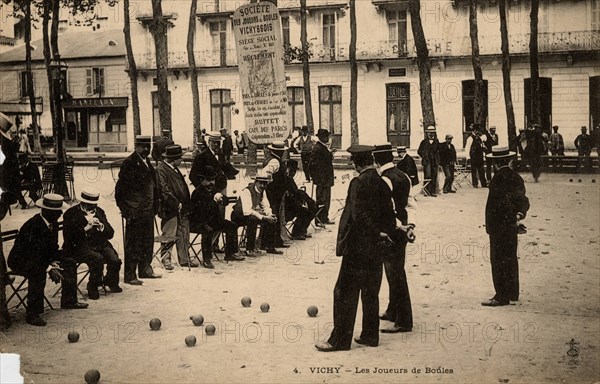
[1,166,599,383]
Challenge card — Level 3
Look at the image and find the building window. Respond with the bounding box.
[319,85,342,136]
[13,19,25,40]
[152,91,172,136]
[322,14,336,61]
[287,87,305,127]
[461,79,489,145]
[210,89,232,131]
[282,16,290,49]
[387,10,407,56]
[210,20,228,67]
[386,83,410,147]
[19,71,32,98]
[524,77,552,135]
[593,0,600,31]
[86,68,105,96]
[590,76,600,130]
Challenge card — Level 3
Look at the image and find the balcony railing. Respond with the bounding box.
[132,30,599,70]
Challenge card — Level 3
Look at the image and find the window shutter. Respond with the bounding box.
[86,69,93,95]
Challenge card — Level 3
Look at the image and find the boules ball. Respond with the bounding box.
[185,335,197,347]
[569,179,573,182]
[205,324,216,335]
[260,303,270,313]
[149,318,162,331]
[67,331,80,343]
[190,315,204,326]
[307,305,318,317]
[84,369,101,384]
[578,179,582,183]
[241,296,252,307]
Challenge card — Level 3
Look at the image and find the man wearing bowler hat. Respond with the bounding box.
[308,129,335,226]
[316,145,396,352]
[9,194,88,326]
[482,146,530,307]
[116,135,161,285]
[417,125,440,196]
[64,188,122,299]
[262,140,289,250]
[156,144,193,269]
[151,129,174,164]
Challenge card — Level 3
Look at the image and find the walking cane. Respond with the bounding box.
[178,209,191,271]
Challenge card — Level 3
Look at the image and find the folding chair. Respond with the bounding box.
[453,158,471,189]
[52,262,107,299]
[153,234,182,270]
[6,271,55,311]
[420,179,433,196]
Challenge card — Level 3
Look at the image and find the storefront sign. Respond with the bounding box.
[63,97,128,109]
[233,2,290,144]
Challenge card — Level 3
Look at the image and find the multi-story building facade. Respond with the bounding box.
[129,0,599,151]
[0,29,130,151]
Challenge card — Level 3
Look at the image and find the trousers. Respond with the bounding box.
[159,215,190,266]
[382,239,412,328]
[124,215,154,282]
[489,231,519,302]
[71,245,121,289]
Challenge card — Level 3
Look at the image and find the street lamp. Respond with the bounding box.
[48,55,70,199]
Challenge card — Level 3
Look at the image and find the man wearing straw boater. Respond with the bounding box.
[482,146,530,307]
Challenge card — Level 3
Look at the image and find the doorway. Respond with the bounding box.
[386,83,410,147]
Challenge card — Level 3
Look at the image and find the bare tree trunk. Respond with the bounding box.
[43,1,54,130]
[499,0,517,150]
[124,0,142,136]
[469,0,485,130]
[349,0,358,145]
[529,0,541,127]
[409,0,436,135]
[300,0,314,133]
[151,0,172,133]
[25,0,41,153]
[187,0,201,143]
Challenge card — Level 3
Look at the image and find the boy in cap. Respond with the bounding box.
[316,145,396,352]
[9,194,87,326]
[116,135,160,285]
[438,134,457,194]
[63,188,122,299]
[156,144,193,269]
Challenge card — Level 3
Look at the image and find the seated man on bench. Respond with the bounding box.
[63,189,122,299]
[8,194,88,327]
[190,166,244,269]
[231,170,278,256]
[17,152,42,209]
[284,159,317,240]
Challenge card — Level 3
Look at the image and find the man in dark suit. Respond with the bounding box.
[396,146,419,187]
[115,135,160,285]
[63,189,122,299]
[17,152,42,208]
[484,126,499,181]
[373,143,415,334]
[151,129,174,165]
[284,159,317,240]
[315,145,397,352]
[190,131,229,198]
[220,128,234,162]
[438,134,457,194]
[263,141,289,251]
[190,166,243,269]
[8,194,88,326]
[294,125,314,182]
[308,129,335,226]
[465,125,488,188]
[482,146,530,307]
[417,126,440,196]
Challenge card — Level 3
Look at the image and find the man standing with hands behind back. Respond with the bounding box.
[308,129,335,227]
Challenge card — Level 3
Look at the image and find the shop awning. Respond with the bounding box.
[0,98,43,114]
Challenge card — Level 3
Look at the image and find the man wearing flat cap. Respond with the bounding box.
[9,194,87,326]
[482,146,529,307]
[417,126,441,196]
[308,129,335,226]
[156,144,193,269]
[64,188,122,299]
[190,165,244,269]
[116,135,160,285]
[316,145,396,352]
[438,134,457,194]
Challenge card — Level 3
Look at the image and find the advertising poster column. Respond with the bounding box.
[233,2,290,145]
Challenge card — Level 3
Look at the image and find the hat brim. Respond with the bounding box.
[79,197,99,205]
[486,151,516,159]
[35,199,66,210]
[1,130,12,140]
[163,150,187,159]
[267,145,288,151]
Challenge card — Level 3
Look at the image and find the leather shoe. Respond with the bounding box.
[202,260,215,269]
[225,254,245,261]
[108,285,123,293]
[481,298,509,307]
[125,279,143,286]
[275,243,290,248]
[379,312,393,321]
[354,337,378,347]
[139,273,162,279]
[88,290,100,300]
[324,220,336,225]
[381,325,412,333]
[304,233,312,238]
[163,264,175,271]
[26,315,47,327]
[266,248,283,255]
[448,190,456,193]
[61,302,89,310]
[291,235,306,240]
[315,341,349,352]
[244,249,261,257]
